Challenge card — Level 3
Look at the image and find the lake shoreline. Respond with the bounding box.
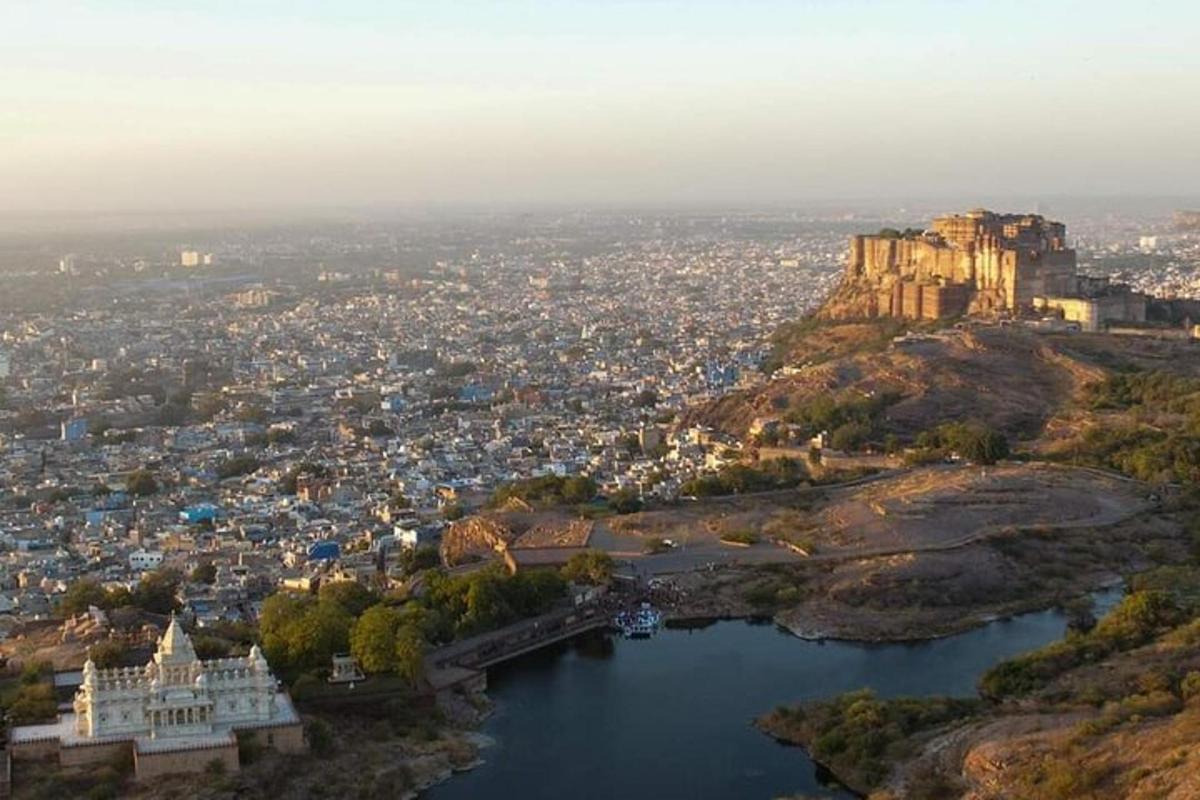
[658,568,1126,644]
[426,584,1124,799]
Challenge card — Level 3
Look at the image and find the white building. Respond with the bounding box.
[129,549,165,571]
[180,251,213,267]
[73,617,279,739]
[10,617,305,778]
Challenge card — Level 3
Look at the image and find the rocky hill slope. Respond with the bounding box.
[686,319,1200,447]
[689,323,1093,442]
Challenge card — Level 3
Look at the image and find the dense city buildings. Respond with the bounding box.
[0,213,846,629]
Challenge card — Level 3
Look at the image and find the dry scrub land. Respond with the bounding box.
[595,462,1175,641]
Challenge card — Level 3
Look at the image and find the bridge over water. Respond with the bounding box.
[424,601,615,690]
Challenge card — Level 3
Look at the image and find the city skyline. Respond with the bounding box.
[3,1,1200,212]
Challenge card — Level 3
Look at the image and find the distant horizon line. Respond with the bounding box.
[1,193,1199,220]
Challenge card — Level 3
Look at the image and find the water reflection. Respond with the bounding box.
[430,588,1122,800]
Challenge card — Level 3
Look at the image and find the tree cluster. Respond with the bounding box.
[560,551,615,585]
[979,590,1186,700]
[779,391,902,451]
[59,569,182,617]
[215,454,261,480]
[349,605,425,682]
[421,566,567,640]
[488,474,597,508]
[125,468,159,497]
[260,566,567,686]
[1067,370,1200,483]
[760,690,978,792]
[912,422,1009,465]
[680,458,807,498]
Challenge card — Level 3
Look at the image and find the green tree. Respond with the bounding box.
[305,718,336,757]
[292,601,353,672]
[259,593,313,667]
[560,475,597,504]
[7,682,57,724]
[59,579,110,617]
[132,569,182,615]
[607,489,643,514]
[394,624,425,686]
[319,581,378,617]
[191,562,218,585]
[634,388,659,408]
[561,551,615,585]
[234,403,269,424]
[156,402,190,427]
[279,461,331,494]
[105,585,133,609]
[125,469,159,497]
[830,421,871,452]
[191,635,232,660]
[215,455,261,480]
[259,592,353,677]
[367,419,393,437]
[193,393,227,421]
[88,639,128,668]
[460,575,513,636]
[267,428,297,445]
[350,604,403,673]
[399,545,441,576]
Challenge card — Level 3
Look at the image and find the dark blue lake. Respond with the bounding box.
[429,588,1121,800]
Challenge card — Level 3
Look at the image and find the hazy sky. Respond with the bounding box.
[3,1,1199,211]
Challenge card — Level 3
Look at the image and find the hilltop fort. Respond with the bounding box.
[820,209,1147,330]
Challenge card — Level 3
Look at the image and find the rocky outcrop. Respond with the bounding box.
[440,511,593,566]
[687,323,1096,442]
[440,516,521,566]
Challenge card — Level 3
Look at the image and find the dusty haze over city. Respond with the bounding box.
[2,1,1200,215]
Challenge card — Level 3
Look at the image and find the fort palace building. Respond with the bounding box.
[828,209,1148,329]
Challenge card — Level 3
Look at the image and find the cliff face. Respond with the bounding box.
[439,511,593,566]
[440,516,519,566]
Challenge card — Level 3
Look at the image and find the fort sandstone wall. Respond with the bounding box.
[822,211,1079,320]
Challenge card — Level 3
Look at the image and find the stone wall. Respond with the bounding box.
[254,721,306,754]
[133,740,239,781]
[1035,292,1148,333]
[60,739,130,769]
[826,212,1088,321]
[9,738,59,762]
[922,282,971,320]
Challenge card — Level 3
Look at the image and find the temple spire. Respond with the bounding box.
[156,612,197,664]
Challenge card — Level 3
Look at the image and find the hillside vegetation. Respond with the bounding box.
[762,566,1200,800]
[690,318,1200,480]
[689,320,1096,444]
